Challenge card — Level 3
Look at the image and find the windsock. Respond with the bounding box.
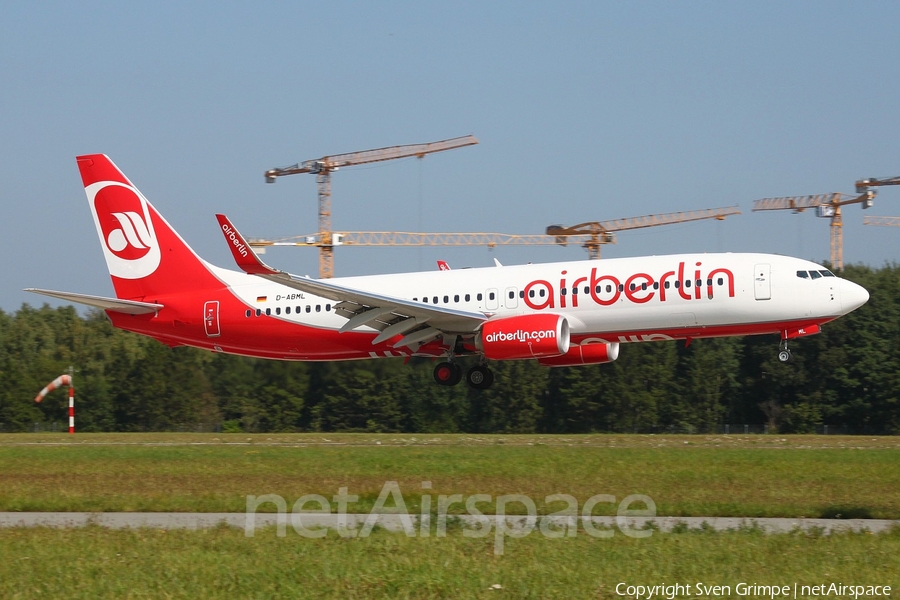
[34,374,72,403]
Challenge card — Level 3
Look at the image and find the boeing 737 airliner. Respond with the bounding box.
[27,155,869,389]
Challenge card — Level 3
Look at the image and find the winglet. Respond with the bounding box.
[215,214,284,276]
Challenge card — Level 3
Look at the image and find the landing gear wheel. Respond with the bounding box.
[433,362,462,386]
[466,365,494,390]
[778,349,792,363]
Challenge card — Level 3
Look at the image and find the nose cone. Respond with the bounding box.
[840,279,869,313]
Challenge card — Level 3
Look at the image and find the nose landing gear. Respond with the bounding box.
[777,340,792,363]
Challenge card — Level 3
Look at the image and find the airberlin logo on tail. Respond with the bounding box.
[85,181,161,280]
[107,212,153,256]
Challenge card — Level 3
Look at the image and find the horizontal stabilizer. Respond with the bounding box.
[24,288,163,315]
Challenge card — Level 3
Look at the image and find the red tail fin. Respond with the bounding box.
[77,154,219,300]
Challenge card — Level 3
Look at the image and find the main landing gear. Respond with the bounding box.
[433,362,494,390]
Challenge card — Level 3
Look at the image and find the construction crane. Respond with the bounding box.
[864,216,900,227]
[264,135,478,278]
[856,175,900,193]
[248,206,741,263]
[545,206,741,259]
[752,191,876,270]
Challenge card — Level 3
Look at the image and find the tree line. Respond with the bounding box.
[1,264,897,434]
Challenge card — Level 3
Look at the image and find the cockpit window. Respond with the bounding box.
[797,270,809,279]
[809,270,822,280]
[820,270,835,277]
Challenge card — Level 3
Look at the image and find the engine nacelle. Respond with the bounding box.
[478,314,570,360]
[538,342,620,367]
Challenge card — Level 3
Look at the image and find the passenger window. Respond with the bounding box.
[572,287,578,295]
[618,284,624,292]
[316,305,321,312]
[326,304,331,311]
[466,294,471,302]
[276,307,281,315]
[433,296,438,304]
[630,283,636,291]
[519,291,524,299]
[256,309,261,317]
[641,283,647,291]
[422,297,428,303]
[455,294,460,302]
[696,279,702,288]
[265,308,271,316]
[477,293,483,301]
[489,292,496,300]
[245,309,251,318]
[685,280,692,288]
[717,278,723,286]
[306,306,311,313]
[653,282,659,290]
[561,288,567,296]
[296,306,301,313]
[606,285,612,293]
[810,271,822,280]
[443,295,449,303]
[675,281,680,289]
[538,289,545,297]
[664,281,670,289]
[584,286,590,295]
[797,270,809,279]
[529,290,535,298]
[508,291,514,299]
[706,279,712,286]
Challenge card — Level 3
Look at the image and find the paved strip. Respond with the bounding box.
[0,513,897,534]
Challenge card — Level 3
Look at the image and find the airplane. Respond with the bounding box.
[27,154,869,390]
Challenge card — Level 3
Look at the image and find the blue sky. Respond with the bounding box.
[2,1,899,312]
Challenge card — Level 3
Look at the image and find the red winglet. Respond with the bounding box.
[215,214,282,276]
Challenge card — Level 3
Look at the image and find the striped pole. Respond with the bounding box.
[68,384,75,434]
[34,374,75,434]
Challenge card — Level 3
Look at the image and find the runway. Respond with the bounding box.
[1,512,897,534]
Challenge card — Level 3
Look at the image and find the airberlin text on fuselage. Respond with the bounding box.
[523,261,735,310]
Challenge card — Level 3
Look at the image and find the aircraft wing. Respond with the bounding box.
[24,288,163,315]
[216,215,488,348]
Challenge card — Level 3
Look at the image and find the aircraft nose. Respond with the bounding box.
[840,279,869,313]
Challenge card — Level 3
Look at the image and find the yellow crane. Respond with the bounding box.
[248,206,741,263]
[858,175,900,230]
[545,206,741,259]
[263,135,478,278]
[752,191,876,270]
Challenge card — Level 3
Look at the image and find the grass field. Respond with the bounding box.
[0,526,897,599]
[1,433,898,518]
